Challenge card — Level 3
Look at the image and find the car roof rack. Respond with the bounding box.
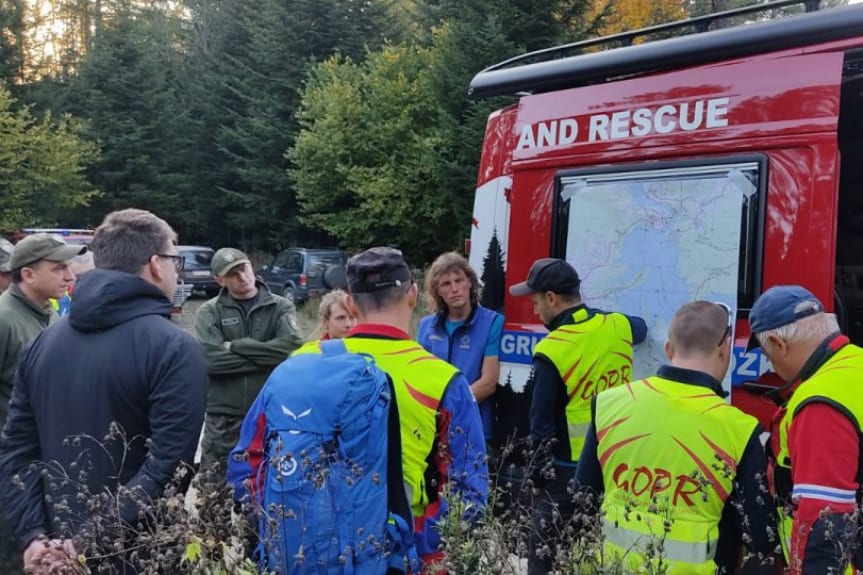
[468,0,863,99]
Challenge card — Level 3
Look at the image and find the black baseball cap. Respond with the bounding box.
[346,247,412,294]
[510,258,580,296]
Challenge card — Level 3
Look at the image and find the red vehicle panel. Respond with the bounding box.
[468,5,863,433]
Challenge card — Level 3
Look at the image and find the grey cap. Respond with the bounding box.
[212,247,251,277]
[10,233,86,271]
[0,239,13,272]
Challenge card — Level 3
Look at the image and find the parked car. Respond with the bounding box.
[16,228,95,245]
[258,248,346,304]
[178,245,219,297]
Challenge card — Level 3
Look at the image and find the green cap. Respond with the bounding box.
[0,239,13,273]
[10,233,86,271]
[212,247,251,277]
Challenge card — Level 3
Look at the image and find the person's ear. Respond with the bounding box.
[407,282,419,310]
[766,334,788,357]
[147,255,164,282]
[664,339,673,362]
[20,267,36,285]
[215,276,226,288]
[717,335,731,364]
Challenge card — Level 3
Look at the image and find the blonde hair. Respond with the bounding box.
[312,289,353,338]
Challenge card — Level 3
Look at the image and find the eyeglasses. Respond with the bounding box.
[157,254,185,273]
[714,301,733,347]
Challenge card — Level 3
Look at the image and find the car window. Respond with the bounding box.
[181,250,214,271]
[309,254,344,273]
[273,251,303,270]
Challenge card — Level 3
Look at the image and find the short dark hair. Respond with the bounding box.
[668,301,728,356]
[352,282,412,314]
[11,268,22,284]
[90,209,176,275]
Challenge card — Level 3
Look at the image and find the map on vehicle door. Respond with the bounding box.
[563,174,745,392]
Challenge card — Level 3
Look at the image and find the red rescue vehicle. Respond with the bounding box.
[467,0,863,438]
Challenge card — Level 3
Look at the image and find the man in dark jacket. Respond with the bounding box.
[0,209,207,573]
[194,247,301,478]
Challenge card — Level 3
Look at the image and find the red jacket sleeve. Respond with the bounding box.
[788,402,859,574]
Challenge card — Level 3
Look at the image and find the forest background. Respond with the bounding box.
[0,0,846,267]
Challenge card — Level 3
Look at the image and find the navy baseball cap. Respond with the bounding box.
[509,258,580,296]
[346,247,412,294]
[745,285,824,351]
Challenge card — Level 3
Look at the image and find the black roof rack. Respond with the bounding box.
[469,0,863,99]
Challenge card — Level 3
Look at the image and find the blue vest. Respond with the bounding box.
[417,305,500,440]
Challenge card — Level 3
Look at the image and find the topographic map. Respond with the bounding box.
[563,176,743,391]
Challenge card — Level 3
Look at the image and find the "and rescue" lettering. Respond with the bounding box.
[517,97,730,151]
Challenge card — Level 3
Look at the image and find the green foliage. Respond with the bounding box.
[0,1,24,87]
[0,86,98,232]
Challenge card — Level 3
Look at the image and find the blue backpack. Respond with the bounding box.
[256,339,418,574]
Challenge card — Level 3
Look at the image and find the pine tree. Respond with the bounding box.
[480,228,506,312]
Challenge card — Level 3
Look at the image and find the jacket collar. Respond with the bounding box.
[771,333,849,405]
[434,304,478,330]
[8,283,53,320]
[348,323,411,340]
[546,304,588,331]
[657,364,727,398]
[216,280,273,308]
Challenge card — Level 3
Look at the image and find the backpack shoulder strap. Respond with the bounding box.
[319,338,348,356]
[385,374,413,531]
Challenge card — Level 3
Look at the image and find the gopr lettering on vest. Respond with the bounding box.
[776,343,863,565]
[596,377,757,574]
[294,338,458,519]
[533,308,633,460]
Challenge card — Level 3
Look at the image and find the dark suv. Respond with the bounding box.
[258,248,346,304]
[178,246,219,297]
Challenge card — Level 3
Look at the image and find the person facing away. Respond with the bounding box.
[194,247,303,477]
[50,251,95,317]
[508,257,647,575]
[417,252,503,444]
[233,246,489,567]
[747,285,863,575]
[315,288,356,340]
[0,233,84,575]
[0,208,208,573]
[0,238,13,295]
[577,300,778,574]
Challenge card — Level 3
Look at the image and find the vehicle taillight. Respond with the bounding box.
[300,273,307,287]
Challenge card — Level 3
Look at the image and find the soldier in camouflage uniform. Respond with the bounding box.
[194,248,302,480]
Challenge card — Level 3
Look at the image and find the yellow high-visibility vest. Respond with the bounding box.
[294,337,457,518]
[596,376,758,573]
[533,307,633,460]
[777,343,863,571]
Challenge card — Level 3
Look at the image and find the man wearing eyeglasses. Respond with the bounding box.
[0,209,207,573]
[576,300,778,574]
[194,247,302,482]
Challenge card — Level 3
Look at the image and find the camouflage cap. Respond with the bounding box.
[212,247,251,277]
[0,239,13,273]
[10,233,86,271]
